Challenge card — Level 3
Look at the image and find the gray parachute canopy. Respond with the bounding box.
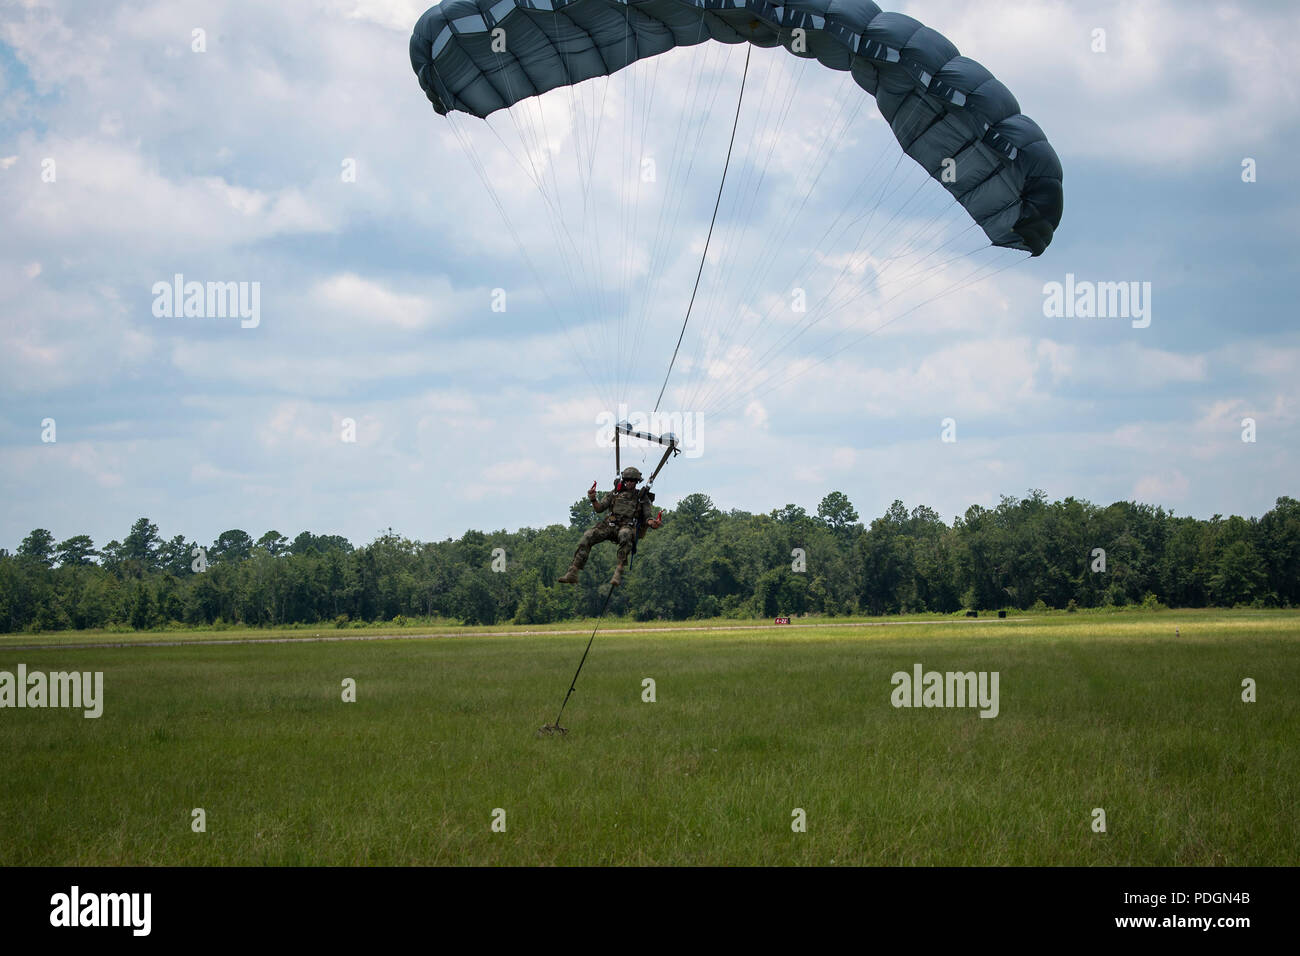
[410,0,1063,255]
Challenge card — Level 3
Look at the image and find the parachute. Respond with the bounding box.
[412,0,1060,254]
[409,0,1062,428]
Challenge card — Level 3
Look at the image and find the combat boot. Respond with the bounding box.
[610,559,627,587]
[557,564,580,584]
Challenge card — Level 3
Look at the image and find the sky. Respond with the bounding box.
[1,0,1298,553]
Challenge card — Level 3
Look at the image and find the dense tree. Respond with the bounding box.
[18,529,57,567]
[290,531,353,556]
[158,535,195,576]
[121,518,162,573]
[817,492,860,537]
[0,491,1296,633]
[569,497,594,530]
[257,531,289,556]
[771,503,809,524]
[99,540,125,574]
[211,529,254,565]
[1257,497,1300,605]
[673,494,720,536]
[1208,540,1269,607]
[56,535,99,567]
[450,571,498,626]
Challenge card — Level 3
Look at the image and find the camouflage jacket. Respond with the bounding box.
[593,485,656,527]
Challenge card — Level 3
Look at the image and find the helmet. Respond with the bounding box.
[620,466,642,482]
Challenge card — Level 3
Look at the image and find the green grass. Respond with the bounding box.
[0,609,1014,646]
[1,610,1295,865]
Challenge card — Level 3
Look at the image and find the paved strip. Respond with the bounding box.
[0,617,1030,652]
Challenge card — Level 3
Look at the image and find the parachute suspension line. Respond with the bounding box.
[687,144,910,417]
[743,180,983,388]
[444,114,611,413]
[624,42,728,413]
[695,235,990,420]
[535,11,605,382]
[707,249,1026,423]
[738,250,1027,420]
[615,12,657,411]
[523,80,616,364]
[584,73,620,395]
[822,222,981,318]
[607,18,683,412]
[682,74,887,416]
[612,66,627,406]
[565,77,605,377]
[478,109,589,313]
[652,44,752,416]
[817,232,987,327]
[682,63,864,416]
[775,162,935,333]
[785,100,977,319]
[624,54,665,408]
[620,58,655,408]
[720,234,983,410]
[480,114,612,406]
[620,37,726,412]
[685,56,829,332]
[681,50,813,412]
[717,87,977,403]
[690,149,982,419]
[542,582,617,735]
[478,56,623,406]
[485,32,625,404]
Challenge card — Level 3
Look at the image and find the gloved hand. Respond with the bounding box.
[647,510,663,529]
[588,480,598,500]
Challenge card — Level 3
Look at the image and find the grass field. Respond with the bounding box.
[1,609,1296,865]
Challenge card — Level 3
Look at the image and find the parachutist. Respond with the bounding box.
[558,466,663,587]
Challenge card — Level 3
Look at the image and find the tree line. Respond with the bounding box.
[1,491,1297,633]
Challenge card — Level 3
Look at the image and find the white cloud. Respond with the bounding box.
[900,0,1300,166]
[333,1,431,32]
[1134,470,1190,502]
[1,137,335,256]
[1041,341,1208,389]
[191,461,254,484]
[311,273,441,330]
[0,0,1296,551]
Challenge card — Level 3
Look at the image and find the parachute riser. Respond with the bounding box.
[613,420,680,492]
[611,420,679,566]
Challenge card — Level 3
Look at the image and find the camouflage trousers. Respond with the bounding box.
[571,520,637,569]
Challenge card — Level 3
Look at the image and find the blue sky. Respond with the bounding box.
[2,0,1298,552]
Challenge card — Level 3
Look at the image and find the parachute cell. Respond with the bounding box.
[410,0,1063,255]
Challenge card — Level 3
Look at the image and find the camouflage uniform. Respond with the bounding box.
[558,467,659,586]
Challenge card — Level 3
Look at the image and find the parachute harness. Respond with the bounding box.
[615,422,678,566]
